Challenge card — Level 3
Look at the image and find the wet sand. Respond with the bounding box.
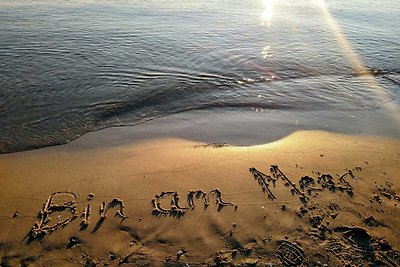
[0,130,400,266]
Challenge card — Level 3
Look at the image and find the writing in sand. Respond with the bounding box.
[26,165,357,241]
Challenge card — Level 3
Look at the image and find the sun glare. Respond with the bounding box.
[315,0,400,126]
[261,0,273,27]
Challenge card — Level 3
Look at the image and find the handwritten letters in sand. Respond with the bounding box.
[249,165,355,204]
[27,188,236,241]
[26,164,360,241]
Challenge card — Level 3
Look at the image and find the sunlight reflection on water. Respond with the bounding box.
[261,0,273,27]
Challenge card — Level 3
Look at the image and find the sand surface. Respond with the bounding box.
[1,130,400,266]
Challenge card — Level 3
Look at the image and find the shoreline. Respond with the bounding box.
[3,107,400,155]
[1,129,400,266]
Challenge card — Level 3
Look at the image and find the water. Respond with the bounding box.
[1,0,399,153]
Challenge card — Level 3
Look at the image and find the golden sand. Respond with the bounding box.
[0,131,399,266]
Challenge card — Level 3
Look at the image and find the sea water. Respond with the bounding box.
[0,0,399,153]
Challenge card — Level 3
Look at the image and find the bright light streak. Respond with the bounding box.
[315,0,400,126]
[261,0,273,27]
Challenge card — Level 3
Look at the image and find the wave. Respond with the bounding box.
[1,69,398,154]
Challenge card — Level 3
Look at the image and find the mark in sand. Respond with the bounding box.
[250,165,356,203]
[92,198,127,233]
[276,240,305,267]
[26,191,78,241]
[152,189,234,217]
[249,167,277,200]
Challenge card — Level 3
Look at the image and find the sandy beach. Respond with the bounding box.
[1,0,400,266]
[1,129,399,266]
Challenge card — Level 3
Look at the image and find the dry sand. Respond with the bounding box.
[0,130,400,266]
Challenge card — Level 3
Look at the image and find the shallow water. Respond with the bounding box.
[1,0,399,153]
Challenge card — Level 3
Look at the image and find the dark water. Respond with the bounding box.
[1,0,399,153]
